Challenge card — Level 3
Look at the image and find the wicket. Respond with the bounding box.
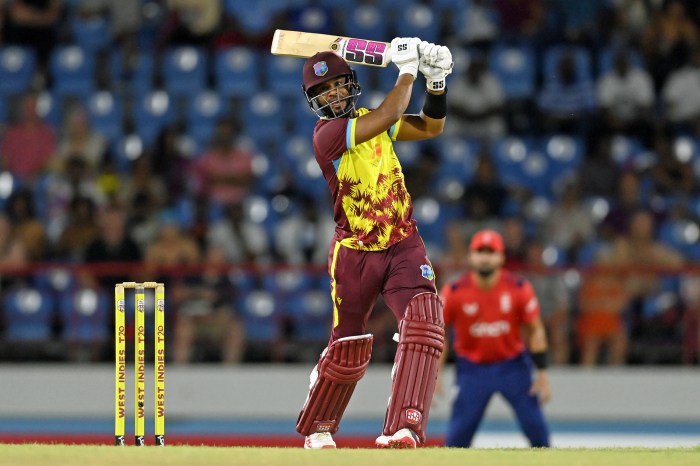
[114,281,165,446]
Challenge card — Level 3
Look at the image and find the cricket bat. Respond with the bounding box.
[271,29,392,68]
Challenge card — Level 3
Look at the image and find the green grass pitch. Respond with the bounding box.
[0,445,698,466]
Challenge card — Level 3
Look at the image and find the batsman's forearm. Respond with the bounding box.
[376,74,414,122]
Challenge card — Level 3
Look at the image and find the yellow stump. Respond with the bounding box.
[154,283,166,446]
[134,285,146,446]
[114,284,126,446]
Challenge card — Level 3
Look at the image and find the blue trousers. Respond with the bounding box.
[446,352,550,448]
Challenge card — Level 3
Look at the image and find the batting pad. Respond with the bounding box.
[383,292,444,443]
[296,334,373,435]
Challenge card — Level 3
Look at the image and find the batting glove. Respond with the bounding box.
[390,37,421,78]
[418,42,453,91]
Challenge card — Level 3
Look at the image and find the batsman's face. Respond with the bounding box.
[313,77,350,112]
[469,248,504,274]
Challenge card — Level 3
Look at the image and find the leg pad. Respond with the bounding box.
[296,334,373,435]
[383,293,444,443]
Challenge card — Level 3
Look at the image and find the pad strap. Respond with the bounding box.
[382,293,444,443]
[296,334,373,435]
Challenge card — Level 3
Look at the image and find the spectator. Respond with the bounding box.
[522,241,572,365]
[152,123,197,200]
[577,134,621,199]
[172,243,244,364]
[541,179,596,260]
[494,0,546,42]
[54,106,107,174]
[576,250,631,366]
[43,154,105,245]
[0,93,57,181]
[642,0,699,91]
[157,0,222,49]
[461,154,509,221]
[596,47,655,143]
[451,0,500,51]
[274,195,335,266]
[118,156,167,214]
[4,189,47,262]
[649,129,697,196]
[1,0,62,71]
[662,46,700,133]
[53,196,99,262]
[602,171,651,239]
[537,49,597,136]
[195,119,255,208]
[0,211,29,290]
[206,202,270,264]
[83,204,142,291]
[502,216,528,271]
[446,53,506,141]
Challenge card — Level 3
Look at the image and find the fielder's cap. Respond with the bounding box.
[302,51,353,92]
[469,229,504,252]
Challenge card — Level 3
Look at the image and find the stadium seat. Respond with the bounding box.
[264,54,303,97]
[131,90,177,147]
[111,134,145,174]
[542,45,592,86]
[50,46,96,98]
[162,47,208,98]
[413,195,452,251]
[0,46,36,97]
[223,0,286,35]
[86,91,124,144]
[287,289,333,344]
[58,286,110,344]
[109,49,155,96]
[344,4,388,47]
[490,136,535,187]
[433,137,480,184]
[597,46,644,75]
[488,42,536,99]
[395,3,441,44]
[215,47,259,98]
[540,134,585,191]
[69,15,111,53]
[186,91,229,149]
[2,286,55,343]
[238,289,281,343]
[242,91,285,145]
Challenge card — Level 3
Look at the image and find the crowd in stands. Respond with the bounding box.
[0,0,699,366]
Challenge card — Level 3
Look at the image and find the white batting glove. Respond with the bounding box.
[418,42,453,91]
[390,37,420,78]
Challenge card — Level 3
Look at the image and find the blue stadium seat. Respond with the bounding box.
[540,134,585,190]
[242,91,285,144]
[50,46,96,98]
[542,45,593,86]
[58,287,110,344]
[2,286,55,343]
[215,47,259,98]
[291,93,319,137]
[263,269,314,310]
[86,91,123,144]
[186,91,229,149]
[597,46,644,75]
[264,54,303,97]
[609,135,645,167]
[224,0,287,35]
[658,219,700,259]
[238,289,281,343]
[162,47,208,98]
[413,195,453,249]
[433,137,480,183]
[69,15,111,53]
[488,42,536,99]
[111,134,146,174]
[344,5,388,47]
[109,50,155,96]
[287,289,333,344]
[490,136,535,187]
[0,46,36,97]
[35,91,62,128]
[33,266,76,297]
[395,3,441,44]
[131,91,177,147]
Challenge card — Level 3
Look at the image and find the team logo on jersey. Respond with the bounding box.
[313,61,328,76]
[405,409,422,425]
[420,264,434,280]
[500,293,512,313]
[462,303,478,315]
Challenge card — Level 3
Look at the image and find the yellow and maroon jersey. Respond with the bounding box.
[312,107,415,251]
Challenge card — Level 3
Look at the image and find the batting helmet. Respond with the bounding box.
[302,51,361,119]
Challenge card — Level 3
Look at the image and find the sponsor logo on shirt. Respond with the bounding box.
[500,293,512,313]
[462,303,479,315]
[469,320,511,337]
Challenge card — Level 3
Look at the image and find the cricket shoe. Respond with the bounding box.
[304,431,336,449]
[387,428,420,449]
[375,434,391,448]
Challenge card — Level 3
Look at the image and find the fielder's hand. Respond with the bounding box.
[390,37,421,78]
[418,41,453,92]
